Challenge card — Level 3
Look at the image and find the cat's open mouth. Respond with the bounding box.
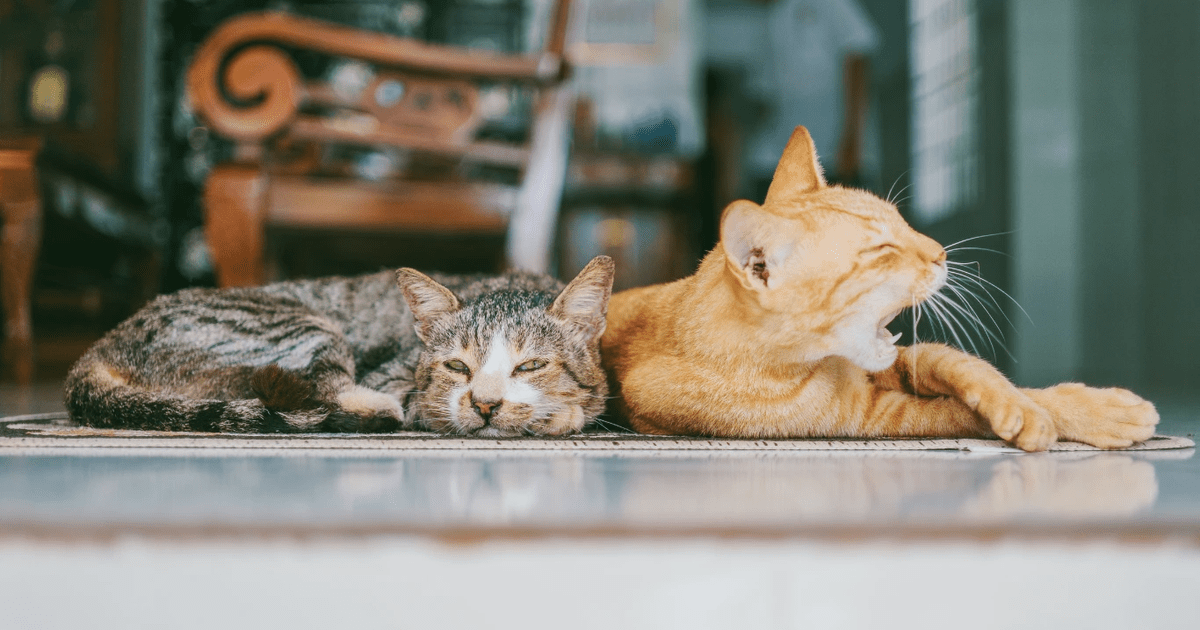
[876,310,903,347]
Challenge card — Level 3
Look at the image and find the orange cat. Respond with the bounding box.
[600,126,1157,451]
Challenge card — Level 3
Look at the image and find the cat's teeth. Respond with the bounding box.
[889,332,902,344]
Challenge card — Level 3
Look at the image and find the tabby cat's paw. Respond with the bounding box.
[1028,384,1158,449]
[967,386,1057,452]
[329,386,404,432]
[535,405,587,436]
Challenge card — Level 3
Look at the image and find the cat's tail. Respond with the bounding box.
[64,359,330,433]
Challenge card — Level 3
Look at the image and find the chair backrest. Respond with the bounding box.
[186,0,573,175]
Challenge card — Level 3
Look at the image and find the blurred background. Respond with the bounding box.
[2,5,1198,625]
[0,0,1196,400]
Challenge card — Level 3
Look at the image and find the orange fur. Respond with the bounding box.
[601,126,1157,451]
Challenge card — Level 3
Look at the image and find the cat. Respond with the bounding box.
[600,126,1158,451]
[65,256,615,437]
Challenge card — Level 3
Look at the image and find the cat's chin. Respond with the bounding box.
[832,336,900,373]
[869,335,901,371]
[471,425,523,438]
[836,317,902,372]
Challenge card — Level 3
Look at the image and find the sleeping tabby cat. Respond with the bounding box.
[601,126,1158,451]
[65,256,614,436]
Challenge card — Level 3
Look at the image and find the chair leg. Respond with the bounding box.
[0,147,42,385]
[204,164,268,287]
[508,87,573,274]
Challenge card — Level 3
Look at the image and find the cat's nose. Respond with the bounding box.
[472,397,502,421]
[918,234,945,265]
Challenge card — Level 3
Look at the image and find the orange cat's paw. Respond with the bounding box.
[967,386,1057,452]
[1029,384,1158,449]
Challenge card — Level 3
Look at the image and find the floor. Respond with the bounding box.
[2,382,1199,628]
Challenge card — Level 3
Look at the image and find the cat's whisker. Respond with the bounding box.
[907,294,922,378]
[946,260,985,280]
[915,295,945,345]
[944,280,1015,362]
[925,293,976,356]
[589,416,625,433]
[946,273,1015,333]
[947,265,1032,324]
[886,178,913,206]
[937,284,1010,360]
[921,294,969,352]
[939,289,996,357]
[921,294,952,345]
[942,278,1004,337]
[941,298,986,358]
[884,173,903,205]
[942,231,1013,251]
[940,288,998,352]
[946,245,1011,258]
[597,419,624,432]
[946,271,998,317]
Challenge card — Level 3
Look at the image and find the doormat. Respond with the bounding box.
[0,413,1192,454]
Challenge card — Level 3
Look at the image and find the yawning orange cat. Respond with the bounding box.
[601,126,1157,451]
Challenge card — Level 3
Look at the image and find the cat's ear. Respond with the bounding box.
[550,255,615,341]
[764,126,826,205]
[721,199,786,292]
[395,268,460,341]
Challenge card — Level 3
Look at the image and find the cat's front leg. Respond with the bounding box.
[878,343,1057,451]
[328,386,405,432]
[354,384,414,429]
[1023,384,1157,449]
[357,359,417,429]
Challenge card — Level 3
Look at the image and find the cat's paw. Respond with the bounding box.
[1027,383,1158,449]
[965,385,1057,452]
[330,386,404,432]
[535,405,587,436]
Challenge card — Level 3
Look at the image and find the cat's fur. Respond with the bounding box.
[65,256,615,436]
[601,127,1157,451]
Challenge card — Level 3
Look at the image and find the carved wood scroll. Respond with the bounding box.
[186,8,570,150]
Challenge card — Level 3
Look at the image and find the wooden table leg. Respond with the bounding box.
[0,139,43,385]
[204,163,267,288]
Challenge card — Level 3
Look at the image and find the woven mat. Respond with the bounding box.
[0,412,1192,454]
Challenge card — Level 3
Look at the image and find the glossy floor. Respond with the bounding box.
[3,384,1198,629]
[1,383,1197,538]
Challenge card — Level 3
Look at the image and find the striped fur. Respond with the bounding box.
[65,257,614,435]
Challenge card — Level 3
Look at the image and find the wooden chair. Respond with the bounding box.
[187,1,574,287]
[0,137,41,384]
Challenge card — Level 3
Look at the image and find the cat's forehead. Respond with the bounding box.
[433,291,563,351]
[460,318,556,350]
[474,290,557,324]
[811,192,909,238]
[772,187,901,223]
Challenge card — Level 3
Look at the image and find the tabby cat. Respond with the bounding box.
[65,256,615,437]
[601,127,1157,451]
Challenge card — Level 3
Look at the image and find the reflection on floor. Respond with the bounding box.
[1,381,1197,629]
[2,381,1197,535]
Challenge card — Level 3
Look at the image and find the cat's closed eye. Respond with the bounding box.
[862,243,898,256]
[514,359,546,373]
[445,359,471,375]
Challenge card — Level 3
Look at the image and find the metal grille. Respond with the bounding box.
[909,0,979,224]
